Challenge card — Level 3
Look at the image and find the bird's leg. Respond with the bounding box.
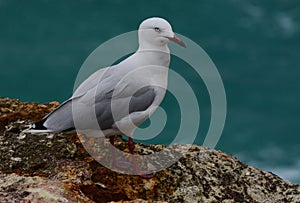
[109,136,130,170]
[109,136,115,146]
[128,137,135,154]
[128,137,155,179]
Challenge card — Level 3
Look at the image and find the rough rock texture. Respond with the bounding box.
[0,97,300,203]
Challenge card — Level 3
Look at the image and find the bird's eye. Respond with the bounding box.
[154,27,161,32]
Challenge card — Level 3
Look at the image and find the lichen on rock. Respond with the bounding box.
[0,97,300,203]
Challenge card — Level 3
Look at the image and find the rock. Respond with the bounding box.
[0,173,82,203]
[0,97,300,203]
[0,97,59,132]
[0,107,11,113]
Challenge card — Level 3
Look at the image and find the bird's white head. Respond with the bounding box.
[138,17,186,51]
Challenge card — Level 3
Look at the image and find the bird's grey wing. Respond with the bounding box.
[40,98,75,132]
[94,85,156,130]
[41,65,117,132]
[41,91,110,132]
[40,66,113,132]
[42,85,114,132]
[128,86,156,113]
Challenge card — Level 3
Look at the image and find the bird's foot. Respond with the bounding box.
[135,170,156,179]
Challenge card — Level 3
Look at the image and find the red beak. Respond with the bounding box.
[168,34,186,48]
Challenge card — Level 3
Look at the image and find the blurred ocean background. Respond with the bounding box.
[1,0,299,184]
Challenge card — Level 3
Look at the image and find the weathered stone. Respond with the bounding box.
[0,173,86,203]
[0,97,300,203]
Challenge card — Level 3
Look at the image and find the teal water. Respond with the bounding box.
[1,0,300,184]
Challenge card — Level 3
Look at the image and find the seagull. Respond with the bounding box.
[25,17,186,178]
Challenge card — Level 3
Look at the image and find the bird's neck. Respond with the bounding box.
[135,42,170,68]
[134,48,170,68]
[137,42,170,54]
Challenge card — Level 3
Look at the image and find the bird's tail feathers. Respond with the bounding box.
[22,119,54,134]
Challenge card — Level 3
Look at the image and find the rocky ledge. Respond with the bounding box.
[0,97,299,203]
